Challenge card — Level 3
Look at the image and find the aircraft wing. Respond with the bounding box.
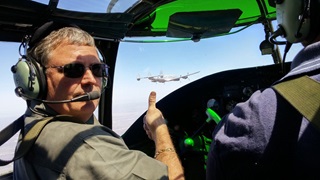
[180,71,200,79]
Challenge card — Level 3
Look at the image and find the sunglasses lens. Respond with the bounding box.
[60,63,108,78]
[91,64,108,77]
[64,63,85,78]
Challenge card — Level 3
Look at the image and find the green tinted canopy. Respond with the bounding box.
[126,0,276,38]
[0,0,276,42]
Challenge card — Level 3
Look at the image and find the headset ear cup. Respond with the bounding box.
[276,0,311,43]
[12,60,40,99]
[31,58,47,99]
[11,58,47,100]
[97,47,109,90]
[102,77,108,89]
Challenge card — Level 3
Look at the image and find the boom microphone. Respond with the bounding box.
[42,91,100,103]
[15,87,100,103]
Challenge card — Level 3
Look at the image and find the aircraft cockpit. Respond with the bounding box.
[0,0,303,179]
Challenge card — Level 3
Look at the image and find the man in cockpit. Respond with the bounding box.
[12,21,184,180]
[206,0,320,179]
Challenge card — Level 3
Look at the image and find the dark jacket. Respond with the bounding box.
[206,41,320,180]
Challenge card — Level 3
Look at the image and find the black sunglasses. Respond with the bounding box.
[47,63,109,78]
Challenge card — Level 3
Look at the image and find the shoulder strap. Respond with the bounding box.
[0,115,24,147]
[273,75,320,131]
[0,116,55,166]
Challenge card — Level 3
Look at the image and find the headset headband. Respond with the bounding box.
[28,21,80,50]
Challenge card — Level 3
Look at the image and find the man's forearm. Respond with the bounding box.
[154,124,185,180]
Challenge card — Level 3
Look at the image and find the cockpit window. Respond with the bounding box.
[31,0,138,13]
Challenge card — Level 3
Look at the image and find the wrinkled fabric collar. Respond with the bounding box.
[24,100,95,127]
[274,41,320,84]
[291,41,320,70]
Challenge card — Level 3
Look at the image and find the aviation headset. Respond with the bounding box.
[272,0,320,44]
[11,21,108,101]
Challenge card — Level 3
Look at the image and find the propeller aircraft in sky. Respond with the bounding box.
[137,71,200,83]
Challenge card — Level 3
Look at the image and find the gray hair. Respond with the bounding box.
[28,27,96,66]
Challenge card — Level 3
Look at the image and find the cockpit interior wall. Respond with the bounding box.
[122,62,291,180]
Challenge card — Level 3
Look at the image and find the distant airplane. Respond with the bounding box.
[137,71,200,83]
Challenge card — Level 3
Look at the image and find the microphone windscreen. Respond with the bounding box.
[87,91,100,100]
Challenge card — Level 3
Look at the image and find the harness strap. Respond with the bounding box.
[273,75,320,131]
[0,115,24,147]
[0,116,55,166]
